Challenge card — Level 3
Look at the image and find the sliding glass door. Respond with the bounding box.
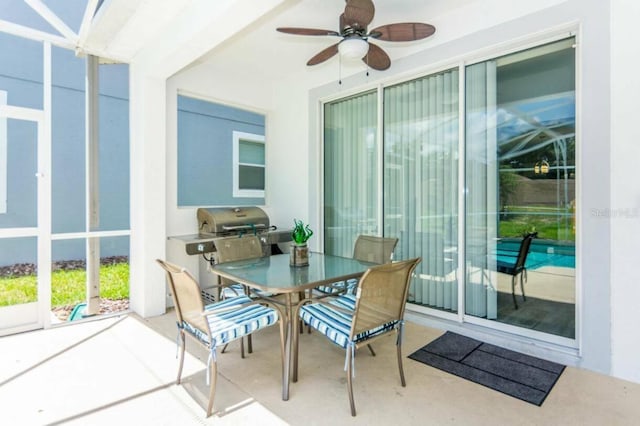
[322,36,576,341]
[465,38,576,339]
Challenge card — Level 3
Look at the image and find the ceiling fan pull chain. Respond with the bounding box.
[366,51,370,77]
[339,53,342,85]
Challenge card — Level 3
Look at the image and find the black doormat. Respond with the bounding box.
[408,331,565,406]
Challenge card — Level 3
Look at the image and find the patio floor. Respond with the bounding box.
[1,311,639,425]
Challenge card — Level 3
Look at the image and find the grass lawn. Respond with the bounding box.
[499,205,575,241]
[0,263,129,307]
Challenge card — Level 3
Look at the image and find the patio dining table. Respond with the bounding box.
[210,252,374,401]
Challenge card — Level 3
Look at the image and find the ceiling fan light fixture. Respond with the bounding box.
[338,37,369,60]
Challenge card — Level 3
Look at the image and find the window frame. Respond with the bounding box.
[232,130,265,198]
[0,90,6,214]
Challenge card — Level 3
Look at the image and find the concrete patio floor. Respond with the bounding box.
[1,311,639,425]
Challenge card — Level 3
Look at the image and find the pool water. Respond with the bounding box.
[496,240,575,270]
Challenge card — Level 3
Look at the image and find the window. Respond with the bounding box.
[177,95,265,206]
[233,131,265,198]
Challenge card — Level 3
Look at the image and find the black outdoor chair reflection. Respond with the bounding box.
[496,232,538,309]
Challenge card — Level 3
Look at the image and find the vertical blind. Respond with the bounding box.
[465,61,498,319]
[324,90,378,258]
[383,69,459,311]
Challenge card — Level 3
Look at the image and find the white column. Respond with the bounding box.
[129,64,167,317]
[86,55,100,315]
[610,0,640,383]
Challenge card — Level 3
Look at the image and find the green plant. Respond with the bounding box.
[291,219,313,245]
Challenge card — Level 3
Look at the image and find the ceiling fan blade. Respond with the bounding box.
[363,43,391,71]
[307,43,340,66]
[343,0,375,29]
[369,23,436,42]
[277,27,340,36]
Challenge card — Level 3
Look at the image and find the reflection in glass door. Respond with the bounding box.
[0,111,49,335]
[465,37,576,340]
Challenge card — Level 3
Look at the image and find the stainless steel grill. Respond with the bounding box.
[168,206,291,303]
[194,207,291,255]
[197,206,270,236]
[173,207,290,255]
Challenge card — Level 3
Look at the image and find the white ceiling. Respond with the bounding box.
[80,0,478,82]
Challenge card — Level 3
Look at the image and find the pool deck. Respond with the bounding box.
[497,265,575,304]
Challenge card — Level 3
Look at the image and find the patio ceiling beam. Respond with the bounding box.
[23,0,78,43]
[77,0,102,50]
[0,19,74,49]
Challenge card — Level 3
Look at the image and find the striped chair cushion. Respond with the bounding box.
[329,293,357,311]
[222,283,274,299]
[221,283,246,299]
[183,295,278,347]
[315,278,359,296]
[299,302,398,349]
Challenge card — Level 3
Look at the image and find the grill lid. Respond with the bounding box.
[197,207,270,235]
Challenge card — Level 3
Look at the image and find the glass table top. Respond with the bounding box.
[211,252,374,293]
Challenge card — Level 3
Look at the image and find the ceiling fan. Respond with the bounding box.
[276,0,436,71]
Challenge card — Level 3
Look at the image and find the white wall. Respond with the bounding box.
[610,0,640,383]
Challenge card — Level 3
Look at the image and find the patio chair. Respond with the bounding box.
[156,259,284,417]
[214,235,272,356]
[293,257,421,416]
[316,235,399,295]
[214,235,265,299]
[314,235,399,354]
[496,232,537,309]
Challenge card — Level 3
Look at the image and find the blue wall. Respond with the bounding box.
[0,31,130,266]
[177,95,265,206]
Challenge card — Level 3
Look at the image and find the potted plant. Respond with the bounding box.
[290,219,313,266]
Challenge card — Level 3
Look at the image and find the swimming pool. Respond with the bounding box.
[496,239,575,270]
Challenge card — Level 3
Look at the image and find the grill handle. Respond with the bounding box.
[221,223,268,231]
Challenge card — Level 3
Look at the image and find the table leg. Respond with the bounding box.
[282,292,292,401]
